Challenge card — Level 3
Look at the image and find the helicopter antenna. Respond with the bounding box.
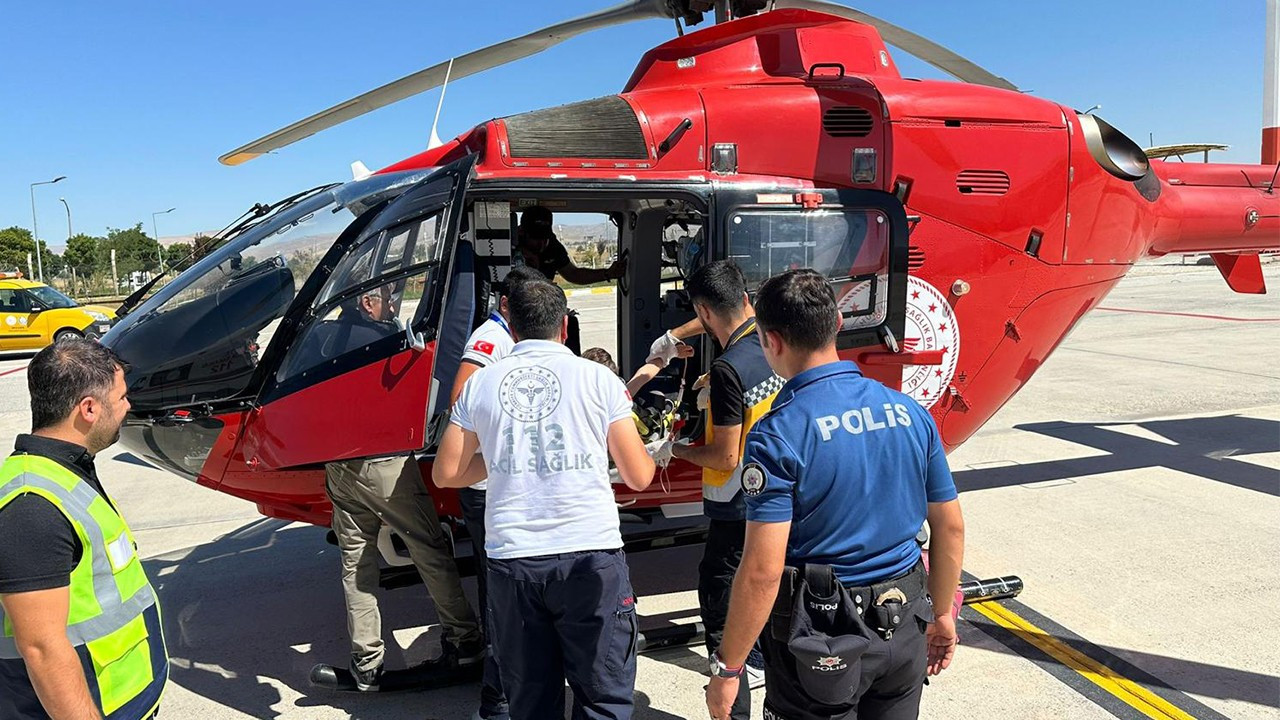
[428,57,454,150]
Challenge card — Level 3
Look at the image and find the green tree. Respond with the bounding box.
[64,233,101,277]
[0,226,57,278]
[287,247,322,281]
[0,226,35,273]
[166,242,194,271]
[192,234,218,263]
[43,251,65,277]
[98,224,161,277]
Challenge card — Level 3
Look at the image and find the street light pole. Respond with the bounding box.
[59,197,72,241]
[151,207,175,273]
[29,175,66,282]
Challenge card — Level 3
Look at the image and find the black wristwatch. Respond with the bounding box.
[708,650,744,679]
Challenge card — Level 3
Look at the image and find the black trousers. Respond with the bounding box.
[699,518,756,719]
[459,488,508,719]
[567,310,581,355]
[761,593,931,720]
[488,549,638,720]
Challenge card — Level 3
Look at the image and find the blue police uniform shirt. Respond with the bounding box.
[742,361,957,586]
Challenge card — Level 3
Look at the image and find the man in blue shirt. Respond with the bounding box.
[705,269,965,720]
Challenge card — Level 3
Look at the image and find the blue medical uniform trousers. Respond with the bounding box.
[487,548,638,720]
[459,488,508,719]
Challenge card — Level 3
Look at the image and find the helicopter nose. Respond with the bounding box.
[117,414,226,484]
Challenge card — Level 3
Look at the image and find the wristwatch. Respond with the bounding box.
[708,650,744,679]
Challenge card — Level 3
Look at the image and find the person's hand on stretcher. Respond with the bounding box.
[626,341,693,396]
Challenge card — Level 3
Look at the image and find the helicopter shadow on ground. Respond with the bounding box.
[144,518,471,719]
[113,452,155,469]
[954,414,1280,496]
[143,517,696,719]
[952,413,1280,709]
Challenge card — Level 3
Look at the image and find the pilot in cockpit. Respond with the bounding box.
[334,284,398,347]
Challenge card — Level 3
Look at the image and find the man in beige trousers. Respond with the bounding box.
[325,453,483,691]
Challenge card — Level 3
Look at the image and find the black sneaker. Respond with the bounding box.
[441,637,486,667]
[350,660,383,692]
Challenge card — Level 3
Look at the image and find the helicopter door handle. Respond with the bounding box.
[406,323,426,352]
[807,63,846,82]
[879,326,901,353]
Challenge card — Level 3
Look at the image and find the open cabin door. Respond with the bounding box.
[713,187,909,353]
[239,155,476,470]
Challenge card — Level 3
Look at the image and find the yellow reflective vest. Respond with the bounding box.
[0,453,167,719]
[703,319,783,519]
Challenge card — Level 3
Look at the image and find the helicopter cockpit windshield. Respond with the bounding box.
[103,169,431,414]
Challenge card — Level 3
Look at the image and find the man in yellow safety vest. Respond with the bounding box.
[0,337,167,719]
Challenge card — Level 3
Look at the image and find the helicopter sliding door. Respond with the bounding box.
[237,156,476,470]
[714,187,909,350]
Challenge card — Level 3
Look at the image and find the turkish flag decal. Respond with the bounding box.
[472,340,495,355]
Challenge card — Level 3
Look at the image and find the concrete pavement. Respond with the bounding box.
[0,261,1276,718]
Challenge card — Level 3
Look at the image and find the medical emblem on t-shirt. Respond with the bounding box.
[499,366,562,422]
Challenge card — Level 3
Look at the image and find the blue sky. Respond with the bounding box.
[0,1,1267,247]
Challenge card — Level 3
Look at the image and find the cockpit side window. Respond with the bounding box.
[277,209,444,384]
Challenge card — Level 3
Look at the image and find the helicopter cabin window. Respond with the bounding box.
[472,206,621,357]
[727,208,891,331]
[278,208,445,384]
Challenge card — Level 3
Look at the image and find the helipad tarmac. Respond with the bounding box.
[0,261,1276,719]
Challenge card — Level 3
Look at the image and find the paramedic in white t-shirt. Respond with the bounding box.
[434,279,654,720]
[446,265,542,720]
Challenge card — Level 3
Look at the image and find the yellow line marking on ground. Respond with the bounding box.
[565,286,617,297]
[972,601,1196,720]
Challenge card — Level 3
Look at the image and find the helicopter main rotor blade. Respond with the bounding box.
[774,0,1018,92]
[219,0,676,165]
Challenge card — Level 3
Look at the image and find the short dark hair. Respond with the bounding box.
[508,280,567,341]
[684,260,746,317]
[754,269,840,352]
[582,347,618,375]
[501,266,544,297]
[519,206,554,243]
[28,337,125,431]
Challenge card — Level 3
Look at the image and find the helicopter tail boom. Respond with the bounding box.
[1142,161,1278,293]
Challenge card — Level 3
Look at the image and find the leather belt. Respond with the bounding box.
[842,560,927,608]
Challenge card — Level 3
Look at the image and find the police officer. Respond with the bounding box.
[434,279,655,720]
[0,338,168,719]
[447,265,543,720]
[705,269,965,720]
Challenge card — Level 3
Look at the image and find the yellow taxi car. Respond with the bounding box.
[0,272,117,351]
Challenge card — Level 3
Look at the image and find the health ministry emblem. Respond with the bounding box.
[499,366,562,422]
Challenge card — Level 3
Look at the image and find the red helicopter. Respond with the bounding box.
[103,0,1278,564]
